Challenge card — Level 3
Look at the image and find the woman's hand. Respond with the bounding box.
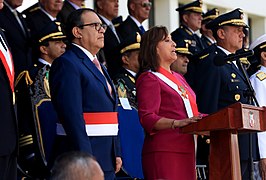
[173,115,202,128]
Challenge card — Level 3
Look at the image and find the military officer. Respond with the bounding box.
[249,34,266,180]
[201,8,219,48]
[170,39,192,75]
[113,32,141,109]
[171,0,204,55]
[15,21,66,179]
[171,0,204,90]
[113,32,145,179]
[193,8,260,179]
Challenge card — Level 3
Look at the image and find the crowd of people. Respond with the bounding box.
[0,0,266,180]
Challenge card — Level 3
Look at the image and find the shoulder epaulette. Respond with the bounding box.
[199,53,209,60]
[29,6,40,13]
[256,72,266,81]
[15,70,33,87]
[184,28,193,36]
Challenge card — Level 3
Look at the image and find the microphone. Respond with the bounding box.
[214,49,254,66]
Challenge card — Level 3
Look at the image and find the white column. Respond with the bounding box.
[251,17,266,41]
[154,0,178,33]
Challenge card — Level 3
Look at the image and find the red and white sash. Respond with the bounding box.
[152,67,199,117]
[0,35,14,92]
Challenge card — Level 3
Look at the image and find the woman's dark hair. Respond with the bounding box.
[138,26,168,74]
[65,8,96,42]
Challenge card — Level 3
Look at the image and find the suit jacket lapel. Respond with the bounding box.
[71,45,115,100]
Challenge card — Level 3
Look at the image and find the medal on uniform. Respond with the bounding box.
[235,94,240,101]
[231,73,236,78]
[178,85,188,99]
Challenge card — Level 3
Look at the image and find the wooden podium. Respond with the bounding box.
[181,103,266,180]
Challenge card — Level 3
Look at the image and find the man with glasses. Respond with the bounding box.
[117,0,151,41]
[49,8,122,180]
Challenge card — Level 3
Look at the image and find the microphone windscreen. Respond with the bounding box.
[214,55,226,66]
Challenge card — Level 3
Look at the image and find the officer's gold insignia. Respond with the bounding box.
[256,72,266,81]
[235,94,240,101]
[231,73,236,78]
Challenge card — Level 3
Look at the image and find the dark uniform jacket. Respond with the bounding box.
[113,68,137,109]
[15,61,55,178]
[171,24,204,55]
[117,16,143,41]
[26,7,61,38]
[57,0,76,32]
[201,35,213,48]
[193,44,259,162]
[0,4,32,76]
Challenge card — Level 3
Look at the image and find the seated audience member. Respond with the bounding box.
[136,26,201,180]
[50,151,104,180]
[15,21,66,179]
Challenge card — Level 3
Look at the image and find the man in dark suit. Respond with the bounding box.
[117,0,151,40]
[57,0,85,31]
[193,8,260,179]
[0,1,17,179]
[49,8,122,180]
[95,0,121,78]
[200,8,219,48]
[0,0,32,76]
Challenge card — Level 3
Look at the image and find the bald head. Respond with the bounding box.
[50,152,104,180]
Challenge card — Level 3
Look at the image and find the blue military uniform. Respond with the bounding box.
[201,8,219,48]
[171,0,205,55]
[193,9,260,179]
[113,33,144,179]
[15,21,66,179]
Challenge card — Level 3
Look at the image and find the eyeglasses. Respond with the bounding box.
[78,23,107,31]
[136,1,152,8]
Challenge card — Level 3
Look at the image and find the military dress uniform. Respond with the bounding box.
[171,0,205,55]
[193,9,260,179]
[249,34,266,179]
[171,0,204,90]
[15,22,66,179]
[113,33,144,179]
[114,68,137,109]
[201,8,219,48]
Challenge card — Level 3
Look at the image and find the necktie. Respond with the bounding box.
[109,23,120,43]
[13,10,26,36]
[93,58,113,95]
[139,25,145,34]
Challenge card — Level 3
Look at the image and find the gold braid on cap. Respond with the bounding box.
[120,32,141,54]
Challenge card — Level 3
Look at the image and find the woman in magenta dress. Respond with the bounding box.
[136,26,201,180]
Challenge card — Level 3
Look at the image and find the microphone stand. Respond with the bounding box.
[236,58,260,180]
